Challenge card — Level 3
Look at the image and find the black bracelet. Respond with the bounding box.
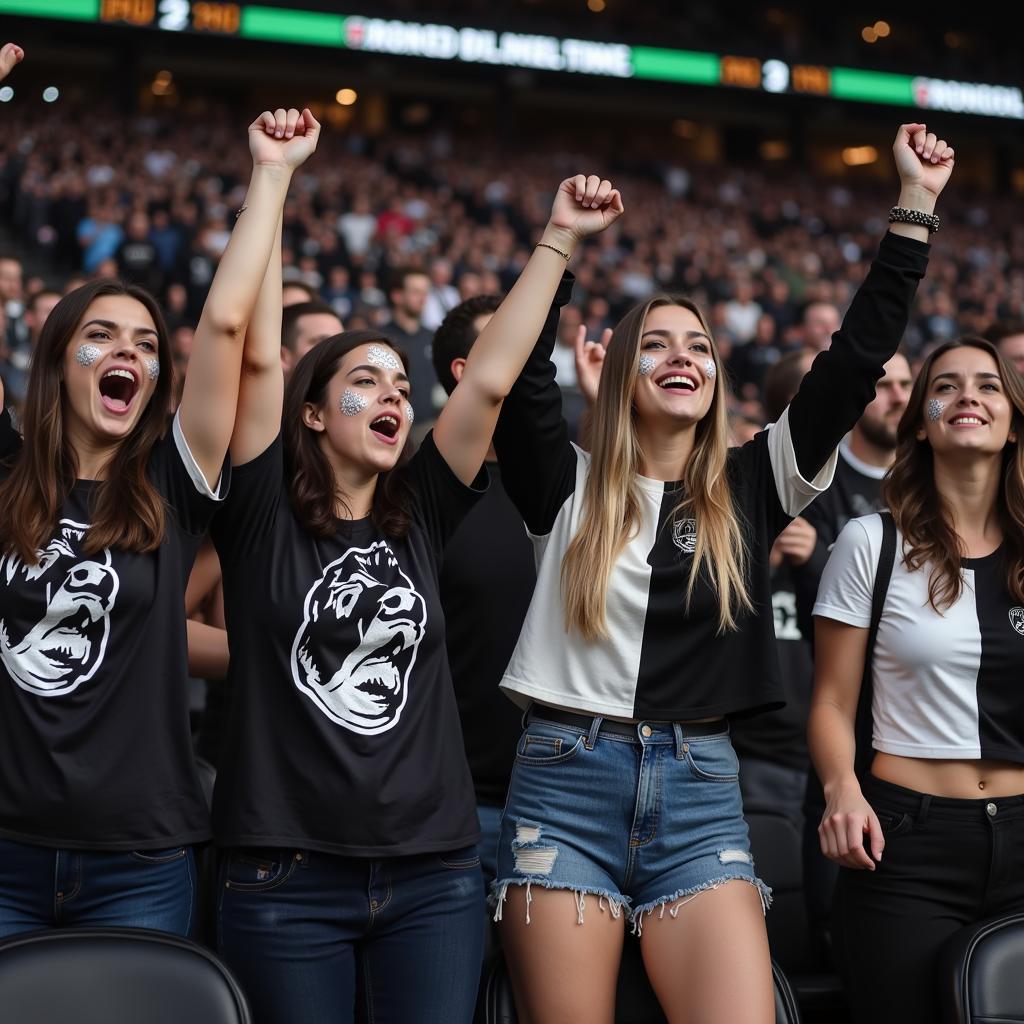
[888,206,939,234]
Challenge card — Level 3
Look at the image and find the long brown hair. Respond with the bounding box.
[0,280,173,563]
[561,295,752,640]
[283,330,413,539]
[883,337,1024,610]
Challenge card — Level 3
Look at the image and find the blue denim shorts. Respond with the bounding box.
[490,712,770,934]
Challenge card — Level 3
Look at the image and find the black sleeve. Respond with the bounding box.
[0,408,22,460]
[403,431,487,558]
[786,232,929,481]
[492,272,578,536]
[147,412,231,538]
[209,433,285,564]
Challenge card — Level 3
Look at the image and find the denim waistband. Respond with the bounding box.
[527,706,729,751]
[865,773,1024,823]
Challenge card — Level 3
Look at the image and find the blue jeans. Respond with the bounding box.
[0,836,196,939]
[477,803,503,884]
[217,845,485,1024]
[492,713,771,933]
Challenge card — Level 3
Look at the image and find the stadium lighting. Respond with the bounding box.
[672,119,698,138]
[0,86,12,103]
[842,145,878,166]
[335,88,358,105]
[152,70,174,96]
[861,26,878,43]
[587,0,607,11]
[42,86,59,103]
[760,140,789,160]
[874,20,891,38]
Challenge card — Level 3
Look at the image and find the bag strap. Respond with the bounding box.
[854,511,897,779]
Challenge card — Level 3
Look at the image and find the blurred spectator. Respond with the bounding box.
[387,268,436,422]
[422,258,461,331]
[116,211,162,294]
[280,301,343,375]
[986,319,1024,374]
[282,280,316,307]
[801,301,841,353]
[76,200,123,273]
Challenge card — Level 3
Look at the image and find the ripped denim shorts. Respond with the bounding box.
[489,709,771,935]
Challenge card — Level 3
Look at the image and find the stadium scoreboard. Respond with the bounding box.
[3,0,1021,120]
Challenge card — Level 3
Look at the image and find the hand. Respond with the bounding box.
[546,175,624,246]
[892,123,954,204]
[819,780,884,870]
[574,324,612,406]
[249,107,322,170]
[0,42,24,83]
[774,516,817,566]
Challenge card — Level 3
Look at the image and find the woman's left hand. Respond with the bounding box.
[892,122,954,202]
[249,107,322,170]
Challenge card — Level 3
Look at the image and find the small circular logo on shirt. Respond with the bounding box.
[672,518,697,555]
[1009,608,1024,636]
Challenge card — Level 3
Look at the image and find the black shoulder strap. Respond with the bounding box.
[854,512,897,778]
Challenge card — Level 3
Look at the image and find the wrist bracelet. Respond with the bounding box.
[889,206,939,234]
[536,241,571,261]
[234,204,248,220]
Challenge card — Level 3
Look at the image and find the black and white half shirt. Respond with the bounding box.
[0,411,227,849]
[815,514,1024,763]
[493,232,930,722]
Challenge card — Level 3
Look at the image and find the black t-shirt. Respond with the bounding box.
[388,322,439,422]
[0,412,226,849]
[440,464,535,806]
[211,433,485,856]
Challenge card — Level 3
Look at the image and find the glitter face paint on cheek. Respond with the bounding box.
[638,354,656,377]
[367,346,401,372]
[704,359,717,381]
[927,398,946,422]
[145,358,160,382]
[340,389,368,416]
[75,344,101,367]
[405,402,415,424]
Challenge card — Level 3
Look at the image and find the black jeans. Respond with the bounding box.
[834,774,1024,1024]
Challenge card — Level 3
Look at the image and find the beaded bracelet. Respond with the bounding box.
[536,241,571,261]
[888,206,940,234]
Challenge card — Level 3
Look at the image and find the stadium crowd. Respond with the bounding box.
[3,35,1024,1024]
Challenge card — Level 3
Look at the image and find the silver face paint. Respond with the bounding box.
[145,358,160,382]
[75,344,102,367]
[340,389,368,416]
[638,354,656,377]
[927,398,946,422]
[704,359,717,381]
[367,346,401,372]
[404,402,415,425]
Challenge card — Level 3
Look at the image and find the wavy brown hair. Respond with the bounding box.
[883,337,1024,611]
[0,280,173,564]
[561,294,752,640]
[283,330,413,539]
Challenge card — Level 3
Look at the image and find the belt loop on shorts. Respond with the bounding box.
[917,793,932,826]
[584,716,603,750]
[672,723,686,760]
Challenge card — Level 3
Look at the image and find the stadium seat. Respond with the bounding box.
[938,912,1024,1023]
[481,948,803,1023]
[0,927,250,1023]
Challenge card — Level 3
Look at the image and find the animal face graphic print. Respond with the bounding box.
[0,520,119,697]
[291,541,426,735]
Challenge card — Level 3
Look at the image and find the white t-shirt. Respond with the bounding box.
[814,514,1024,763]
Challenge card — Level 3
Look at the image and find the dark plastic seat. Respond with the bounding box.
[938,912,1024,1023]
[0,928,250,1023]
[482,948,802,1023]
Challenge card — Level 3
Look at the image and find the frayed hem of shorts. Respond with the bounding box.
[489,877,632,926]
[629,876,773,936]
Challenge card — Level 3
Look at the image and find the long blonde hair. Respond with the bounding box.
[561,295,752,640]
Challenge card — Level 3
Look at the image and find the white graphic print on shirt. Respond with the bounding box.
[1009,608,1024,636]
[291,541,426,735]
[0,519,119,697]
[672,517,697,554]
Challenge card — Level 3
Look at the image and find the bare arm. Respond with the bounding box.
[433,175,623,484]
[177,107,319,487]
[808,617,884,870]
[187,620,229,679]
[230,213,284,465]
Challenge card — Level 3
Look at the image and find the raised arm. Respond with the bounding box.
[784,124,954,483]
[0,42,23,83]
[177,107,320,486]
[433,175,623,485]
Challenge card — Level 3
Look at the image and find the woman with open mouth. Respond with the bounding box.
[207,172,622,1023]
[486,124,953,1024]
[0,41,319,940]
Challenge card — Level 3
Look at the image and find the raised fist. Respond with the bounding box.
[547,174,624,242]
[0,43,24,83]
[249,107,322,170]
[892,123,954,200]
